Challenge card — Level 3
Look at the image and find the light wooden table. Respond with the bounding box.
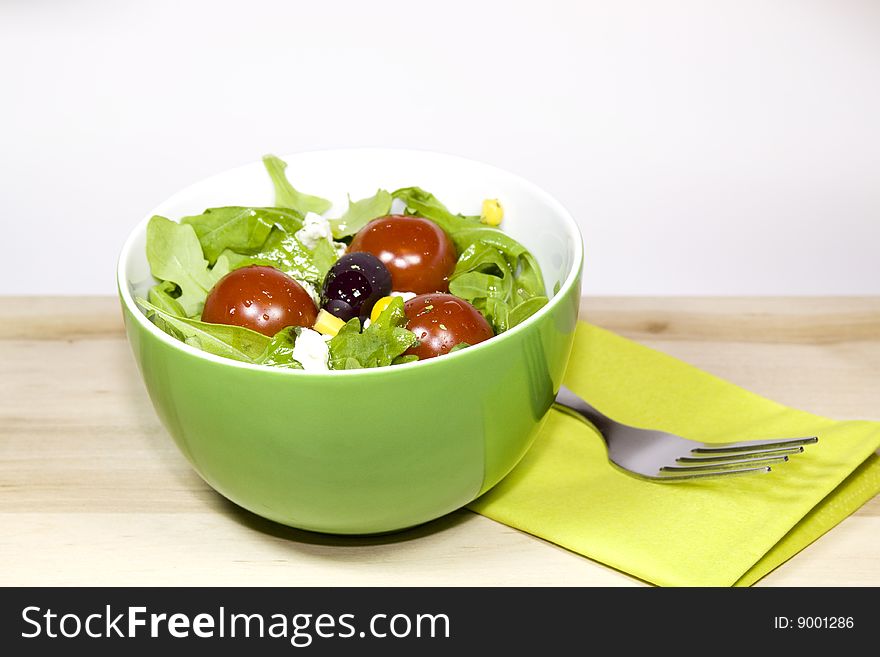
[1,297,877,586]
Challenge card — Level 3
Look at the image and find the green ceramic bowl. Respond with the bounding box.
[118,149,583,534]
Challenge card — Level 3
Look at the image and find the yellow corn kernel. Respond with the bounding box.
[481,198,503,226]
[370,296,395,323]
[313,309,345,337]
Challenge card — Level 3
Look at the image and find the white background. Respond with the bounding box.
[1,0,878,296]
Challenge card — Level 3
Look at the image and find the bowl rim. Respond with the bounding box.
[117,147,584,377]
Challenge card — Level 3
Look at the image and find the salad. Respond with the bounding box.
[137,155,548,371]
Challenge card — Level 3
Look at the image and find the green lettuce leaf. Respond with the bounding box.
[263,155,332,215]
[255,327,304,369]
[181,206,303,264]
[136,298,270,363]
[329,190,392,239]
[327,297,418,369]
[145,215,230,317]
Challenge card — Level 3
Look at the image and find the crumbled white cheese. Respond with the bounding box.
[298,280,321,307]
[295,212,335,250]
[292,327,330,371]
[391,291,417,302]
[390,198,408,215]
[363,318,372,329]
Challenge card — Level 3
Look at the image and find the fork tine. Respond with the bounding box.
[662,455,788,473]
[692,436,817,454]
[678,446,804,464]
[656,465,772,481]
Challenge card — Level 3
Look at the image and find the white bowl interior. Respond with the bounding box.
[120,149,581,341]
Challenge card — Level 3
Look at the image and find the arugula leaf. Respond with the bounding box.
[391,187,481,237]
[255,327,304,369]
[448,272,506,301]
[136,298,271,363]
[181,206,303,264]
[309,236,339,283]
[145,282,186,340]
[450,342,471,353]
[475,297,511,333]
[147,280,186,317]
[263,155,332,215]
[372,294,408,330]
[329,190,392,239]
[327,297,417,369]
[451,228,545,300]
[514,251,546,301]
[220,228,332,285]
[145,215,230,317]
[449,242,515,299]
[448,240,542,333]
[508,296,548,328]
[329,321,417,370]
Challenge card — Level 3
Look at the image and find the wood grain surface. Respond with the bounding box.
[1,297,877,586]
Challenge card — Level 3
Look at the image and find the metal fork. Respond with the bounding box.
[554,386,818,481]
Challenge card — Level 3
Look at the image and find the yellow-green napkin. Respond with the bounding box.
[469,323,880,586]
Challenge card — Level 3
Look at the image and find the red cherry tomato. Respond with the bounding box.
[404,293,493,360]
[348,215,456,294]
[201,265,317,337]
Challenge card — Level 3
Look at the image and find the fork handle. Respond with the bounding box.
[553,386,615,434]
